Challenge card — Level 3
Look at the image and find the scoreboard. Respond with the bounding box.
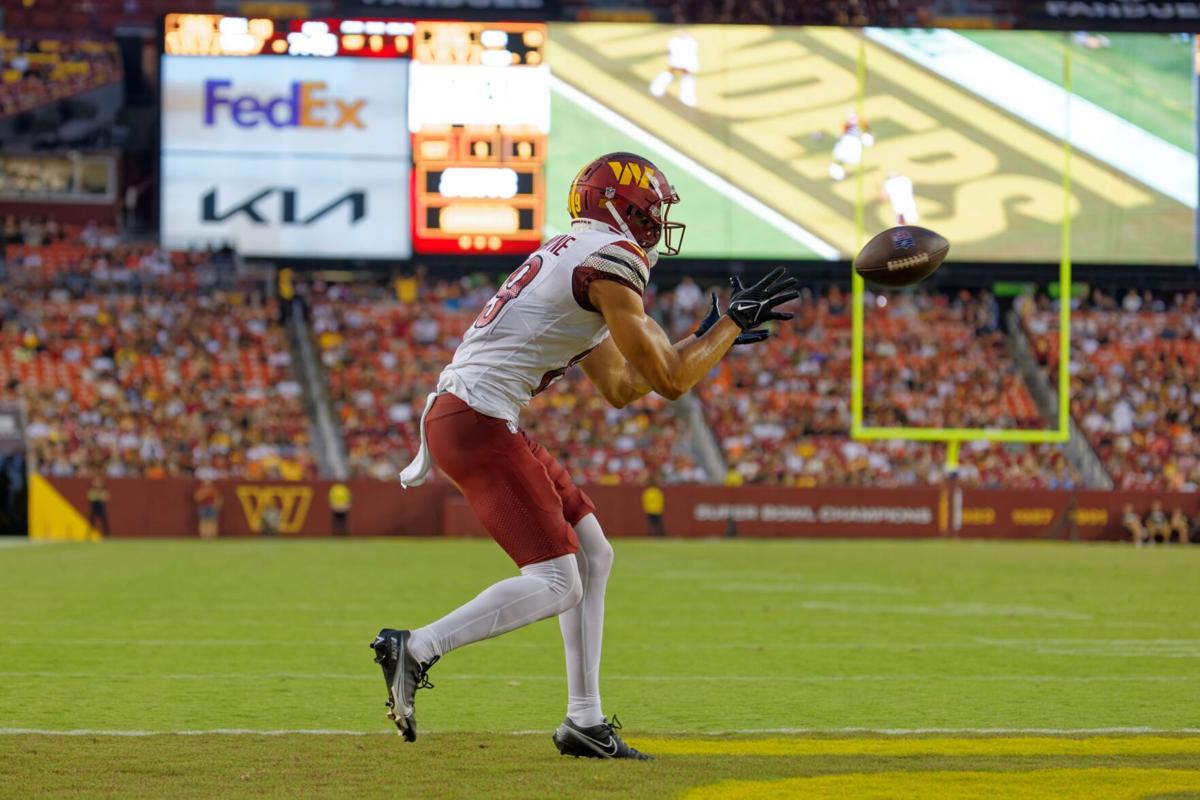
[408,21,548,255]
[161,14,548,259]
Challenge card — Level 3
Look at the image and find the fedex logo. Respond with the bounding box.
[204,79,366,130]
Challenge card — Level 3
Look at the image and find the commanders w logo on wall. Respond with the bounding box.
[235,485,313,534]
[607,161,655,188]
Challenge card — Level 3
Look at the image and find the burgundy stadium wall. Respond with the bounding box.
[32,477,1200,541]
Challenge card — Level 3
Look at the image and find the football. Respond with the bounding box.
[853,225,950,287]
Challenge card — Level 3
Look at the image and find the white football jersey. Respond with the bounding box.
[436,219,652,426]
[667,32,699,73]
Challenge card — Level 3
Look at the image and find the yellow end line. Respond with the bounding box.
[631,736,1200,758]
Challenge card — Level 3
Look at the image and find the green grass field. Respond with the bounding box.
[960,31,1195,151]
[1,538,1198,798]
[544,86,820,260]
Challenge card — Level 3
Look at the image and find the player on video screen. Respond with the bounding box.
[829,110,874,181]
[649,29,699,107]
[883,171,918,225]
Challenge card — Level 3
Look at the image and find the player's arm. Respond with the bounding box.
[578,335,655,409]
[584,282,734,402]
[579,316,727,407]
[583,268,797,403]
[579,284,772,407]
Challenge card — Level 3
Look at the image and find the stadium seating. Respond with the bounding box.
[310,282,479,481]
[698,287,1073,487]
[3,219,235,296]
[8,212,1187,494]
[309,279,707,484]
[523,378,706,486]
[1024,291,1200,492]
[1,222,312,479]
[0,0,220,33]
[0,33,120,117]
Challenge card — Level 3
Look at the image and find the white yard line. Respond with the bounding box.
[2,726,1197,737]
[864,27,1197,208]
[0,671,1189,683]
[5,637,1196,656]
[550,75,842,260]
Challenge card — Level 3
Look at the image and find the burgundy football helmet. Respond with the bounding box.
[568,151,684,256]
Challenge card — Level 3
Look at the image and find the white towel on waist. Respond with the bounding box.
[399,392,438,488]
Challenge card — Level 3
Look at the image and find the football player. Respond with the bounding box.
[649,29,699,107]
[882,171,918,225]
[372,152,796,759]
[829,110,874,181]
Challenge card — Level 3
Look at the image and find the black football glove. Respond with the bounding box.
[695,292,770,345]
[725,268,798,331]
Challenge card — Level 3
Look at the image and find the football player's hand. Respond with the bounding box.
[695,292,769,345]
[726,269,798,331]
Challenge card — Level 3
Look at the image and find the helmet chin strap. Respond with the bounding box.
[604,200,636,243]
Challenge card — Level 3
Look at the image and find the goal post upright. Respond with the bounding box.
[848,32,1072,464]
[850,35,867,440]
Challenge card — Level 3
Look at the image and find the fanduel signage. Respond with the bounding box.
[1023,1,1200,29]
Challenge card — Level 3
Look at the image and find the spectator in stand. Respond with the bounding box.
[193,479,222,539]
[2,222,315,481]
[0,35,121,119]
[1168,507,1191,546]
[668,276,704,337]
[86,476,110,536]
[1145,501,1170,545]
[309,278,709,486]
[699,285,1066,488]
[1123,503,1146,546]
[1025,290,1200,491]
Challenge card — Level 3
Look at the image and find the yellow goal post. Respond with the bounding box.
[847,35,1073,468]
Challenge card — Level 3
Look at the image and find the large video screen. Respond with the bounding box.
[545,25,1196,264]
[161,16,1196,264]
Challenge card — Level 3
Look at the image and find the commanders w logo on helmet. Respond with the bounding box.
[568,151,685,256]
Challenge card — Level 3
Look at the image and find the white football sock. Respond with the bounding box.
[649,71,672,97]
[680,74,697,107]
[408,554,581,666]
[558,514,613,728]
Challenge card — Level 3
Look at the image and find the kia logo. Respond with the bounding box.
[201,188,367,225]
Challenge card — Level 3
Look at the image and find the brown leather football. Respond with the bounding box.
[853,226,950,287]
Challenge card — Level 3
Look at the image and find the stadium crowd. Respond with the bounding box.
[309,275,707,484]
[1023,290,1200,492]
[1122,500,1197,545]
[310,279,482,481]
[0,33,119,117]
[6,215,1199,495]
[695,285,1074,487]
[1,220,312,479]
